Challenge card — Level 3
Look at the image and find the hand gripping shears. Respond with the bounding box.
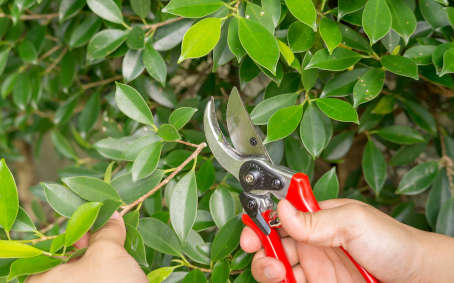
[203,88,378,283]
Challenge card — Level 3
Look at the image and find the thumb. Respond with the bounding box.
[277,199,366,248]
[89,212,126,247]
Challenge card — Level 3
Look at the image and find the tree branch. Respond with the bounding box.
[144,17,183,30]
[0,12,58,20]
[44,47,67,74]
[120,142,207,216]
[439,132,454,195]
[81,75,123,90]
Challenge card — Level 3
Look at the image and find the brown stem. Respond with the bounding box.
[82,75,123,90]
[0,12,58,20]
[44,47,68,74]
[439,131,454,195]
[18,235,58,245]
[39,217,66,234]
[144,17,183,30]
[39,45,62,61]
[175,140,199,148]
[120,142,207,216]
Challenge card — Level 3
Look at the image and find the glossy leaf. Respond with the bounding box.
[163,0,223,18]
[92,199,122,232]
[42,183,86,217]
[65,202,103,247]
[143,42,167,86]
[385,0,416,44]
[353,68,385,107]
[209,187,235,229]
[183,269,207,283]
[390,144,427,167]
[211,217,242,262]
[419,0,449,28]
[181,230,210,264]
[362,0,392,44]
[51,130,78,160]
[381,55,419,80]
[62,176,121,202]
[227,17,246,59]
[250,93,299,125]
[397,162,439,195]
[87,0,124,24]
[322,68,367,97]
[319,17,342,54]
[315,98,359,124]
[401,99,436,135]
[313,168,339,201]
[124,224,147,266]
[115,82,154,126]
[170,171,198,241]
[158,124,181,141]
[285,0,317,31]
[0,159,18,233]
[68,14,102,48]
[132,142,163,181]
[122,49,145,83]
[87,29,127,60]
[265,105,303,143]
[404,45,436,65]
[436,199,454,237]
[426,170,451,228]
[8,255,62,280]
[300,104,332,159]
[376,125,425,144]
[169,107,198,130]
[305,48,361,71]
[59,0,85,22]
[245,2,274,33]
[338,0,366,18]
[0,241,43,258]
[139,217,182,256]
[211,260,230,283]
[147,267,175,283]
[18,40,37,63]
[322,131,355,161]
[287,21,314,53]
[362,140,387,195]
[238,17,279,74]
[11,207,37,233]
[130,0,150,19]
[179,17,222,61]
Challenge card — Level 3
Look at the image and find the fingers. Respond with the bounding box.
[74,233,89,249]
[240,226,262,253]
[277,199,365,248]
[251,252,306,283]
[89,212,126,247]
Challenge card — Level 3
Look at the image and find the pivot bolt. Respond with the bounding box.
[244,173,255,184]
[272,178,281,188]
[247,200,256,209]
[249,137,257,146]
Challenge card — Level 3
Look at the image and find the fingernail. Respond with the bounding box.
[111,211,121,220]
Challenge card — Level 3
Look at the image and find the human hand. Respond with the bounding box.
[240,198,454,283]
[27,212,148,283]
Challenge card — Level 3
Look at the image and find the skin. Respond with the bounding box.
[240,199,454,283]
[27,212,148,283]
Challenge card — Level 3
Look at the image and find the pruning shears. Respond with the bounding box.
[203,88,378,283]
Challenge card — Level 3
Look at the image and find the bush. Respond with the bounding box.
[1,0,454,281]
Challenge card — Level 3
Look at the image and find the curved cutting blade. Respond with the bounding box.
[226,88,271,162]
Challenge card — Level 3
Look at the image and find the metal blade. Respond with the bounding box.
[226,88,271,161]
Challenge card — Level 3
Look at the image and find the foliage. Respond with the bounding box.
[1,0,454,282]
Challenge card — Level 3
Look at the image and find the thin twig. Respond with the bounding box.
[82,75,123,90]
[40,216,66,234]
[120,142,207,216]
[17,235,58,245]
[144,17,183,30]
[175,140,199,148]
[39,45,61,61]
[439,131,454,195]
[0,12,58,20]
[44,47,67,74]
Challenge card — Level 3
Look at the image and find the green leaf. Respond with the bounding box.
[8,255,62,280]
[285,0,317,31]
[353,68,385,107]
[299,104,332,159]
[211,217,242,262]
[322,68,367,97]
[376,125,425,144]
[196,161,215,194]
[287,21,314,53]
[77,93,100,137]
[130,0,150,19]
[0,241,43,258]
[209,187,235,229]
[362,0,392,44]
[339,23,372,53]
[179,17,222,61]
[115,82,155,126]
[313,168,339,201]
[250,93,299,125]
[95,134,161,161]
[62,176,121,202]
[238,17,279,74]
[397,161,439,195]
[404,45,436,65]
[65,202,103,247]
[0,47,9,77]
[447,7,454,29]
[212,260,230,283]
[87,29,127,60]
[139,217,182,256]
[381,55,419,80]
[245,2,274,33]
[132,142,163,181]
[181,230,210,264]
[390,144,427,167]
[59,0,85,22]
[50,234,66,254]
[51,130,78,160]
[319,17,342,54]
[301,52,318,91]
[143,42,167,86]
[127,26,145,50]
[436,198,454,237]
[11,207,37,233]
[401,99,436,135]
[0,159,18,234]
[68,14,102,48]
[432,43,453,75]
[87,0,124,24]
[338,0,366,18]
[362,140,387,195]
[147,267,175,283]
[385,0,416,44]
[419,0,449,28]
[54,95,78,125]
[170,171,197,241]
[183,269,207,283]
[158,124,181,141]
[122,49,144,83]
[315,98,359,124]
[278,40,295,66]
[169,107,198,130]
[305,48,361,71]
[426,169,451,228]
[231,249,253,270]
[124,224,147,266]
[213,20,235,70]
[233,269,255,283]
[59,52,76,88]
[91,199,122,232]
[227,17,246,59]
[322,131,355,161]
[17,40,37,63]
[163,0,223,18]
[42,183,86,218]
[265,104,303,143]
[262,0,281,27]
[440,48,454,76]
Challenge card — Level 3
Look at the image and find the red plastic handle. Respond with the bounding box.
[285,173,378,283]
